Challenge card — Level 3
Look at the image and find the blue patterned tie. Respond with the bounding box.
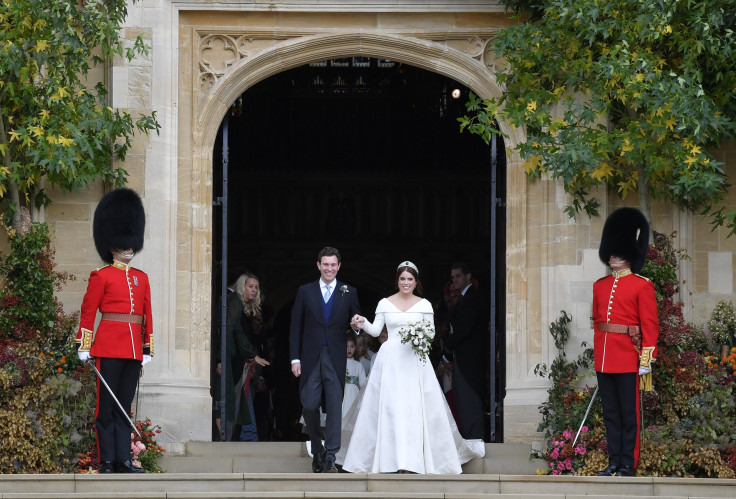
[324,285,331,303]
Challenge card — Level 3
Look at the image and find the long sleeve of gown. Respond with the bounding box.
[362,312,385,337]
[422,312,436,339]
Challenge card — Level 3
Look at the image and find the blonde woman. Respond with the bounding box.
[224,273,270,440]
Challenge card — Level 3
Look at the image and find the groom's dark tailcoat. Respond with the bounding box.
[289,280,360,387]
[290,279,360,460]
[445,285,487,440]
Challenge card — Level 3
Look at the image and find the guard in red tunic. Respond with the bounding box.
[593,207,658,477]
[76,188,153,474]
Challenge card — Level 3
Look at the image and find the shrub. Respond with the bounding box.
[708,301,736,348]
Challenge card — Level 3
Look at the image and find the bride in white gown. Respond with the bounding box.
[337,261,485,474]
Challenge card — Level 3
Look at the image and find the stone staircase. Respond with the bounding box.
[156,442,544,475]
[1,443,735,498]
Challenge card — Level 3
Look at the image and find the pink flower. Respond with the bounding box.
[552,469,560,475]
[562,430,573,440]
[574,445,586,455]
[581,426,589,433]
[557,461,565,471]
[564,459,572,470]
[550,448,560,459]
[549,461,555,468]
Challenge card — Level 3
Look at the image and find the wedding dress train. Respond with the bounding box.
[337,298,485,474]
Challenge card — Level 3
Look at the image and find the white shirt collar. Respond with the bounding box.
[461,283,472,296]
[320,279,336,292]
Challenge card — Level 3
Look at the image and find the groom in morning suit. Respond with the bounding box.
[290,247,361,473]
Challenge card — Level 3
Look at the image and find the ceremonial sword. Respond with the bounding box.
[572,385,599,449]
[86,359,142,438]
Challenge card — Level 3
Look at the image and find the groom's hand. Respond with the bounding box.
[291,361,301,377]
[350,314,365,330]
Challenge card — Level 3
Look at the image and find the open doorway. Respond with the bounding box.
[211,57,506,442]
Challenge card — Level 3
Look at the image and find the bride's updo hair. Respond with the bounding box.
[395,262,423,297]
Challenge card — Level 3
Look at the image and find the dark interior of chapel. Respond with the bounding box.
[211,57,507,442]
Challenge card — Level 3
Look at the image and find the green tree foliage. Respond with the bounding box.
[460,0,736,233]
[0,0,159,226]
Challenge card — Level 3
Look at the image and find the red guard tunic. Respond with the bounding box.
[76,261,154,359]
[593,271,658,372]
[592,268,659,470]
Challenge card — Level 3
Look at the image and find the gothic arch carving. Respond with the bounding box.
[193,31,525,152]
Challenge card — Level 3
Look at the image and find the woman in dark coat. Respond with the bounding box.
[224,273,270,440]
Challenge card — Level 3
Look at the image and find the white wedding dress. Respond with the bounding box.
[337,298,485,474]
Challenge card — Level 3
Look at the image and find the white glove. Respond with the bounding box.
[142,354,152,366]
[78,350,91,362]
[638,367,651,375]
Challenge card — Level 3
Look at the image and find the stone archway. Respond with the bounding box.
[177,21,535,442]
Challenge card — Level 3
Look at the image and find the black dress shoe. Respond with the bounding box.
[616,466,636,477]
[99,461,115,473]
[596,464,619,476]
[115,460,145,473]
[325,455,338,473]
[312,450,325,473]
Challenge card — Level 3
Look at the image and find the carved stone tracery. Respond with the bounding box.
[196,29,501,104]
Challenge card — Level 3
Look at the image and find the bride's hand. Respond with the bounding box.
[351,314,365,330]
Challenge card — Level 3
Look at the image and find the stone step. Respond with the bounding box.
[1,473,736,499]
[158,442,545,475]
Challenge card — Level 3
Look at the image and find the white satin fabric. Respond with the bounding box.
[337,298,485,474]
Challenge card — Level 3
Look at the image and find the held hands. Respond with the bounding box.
[351,314,366,331]
[78,350,91,362]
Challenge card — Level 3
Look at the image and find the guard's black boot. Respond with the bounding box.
[99,461,115,473]
[596,464,619,476]
[616,466,636,477]
[115,460,145,473]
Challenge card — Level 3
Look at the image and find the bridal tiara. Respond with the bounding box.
[398,261,419,274]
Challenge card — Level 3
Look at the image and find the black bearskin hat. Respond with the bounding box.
[598,207,650,273]
[93,188,145,264]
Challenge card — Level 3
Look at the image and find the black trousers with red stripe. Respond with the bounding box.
[95,357,141,462]
[596,371,641,469]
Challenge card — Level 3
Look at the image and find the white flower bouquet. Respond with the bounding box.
[397,320,435,363]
